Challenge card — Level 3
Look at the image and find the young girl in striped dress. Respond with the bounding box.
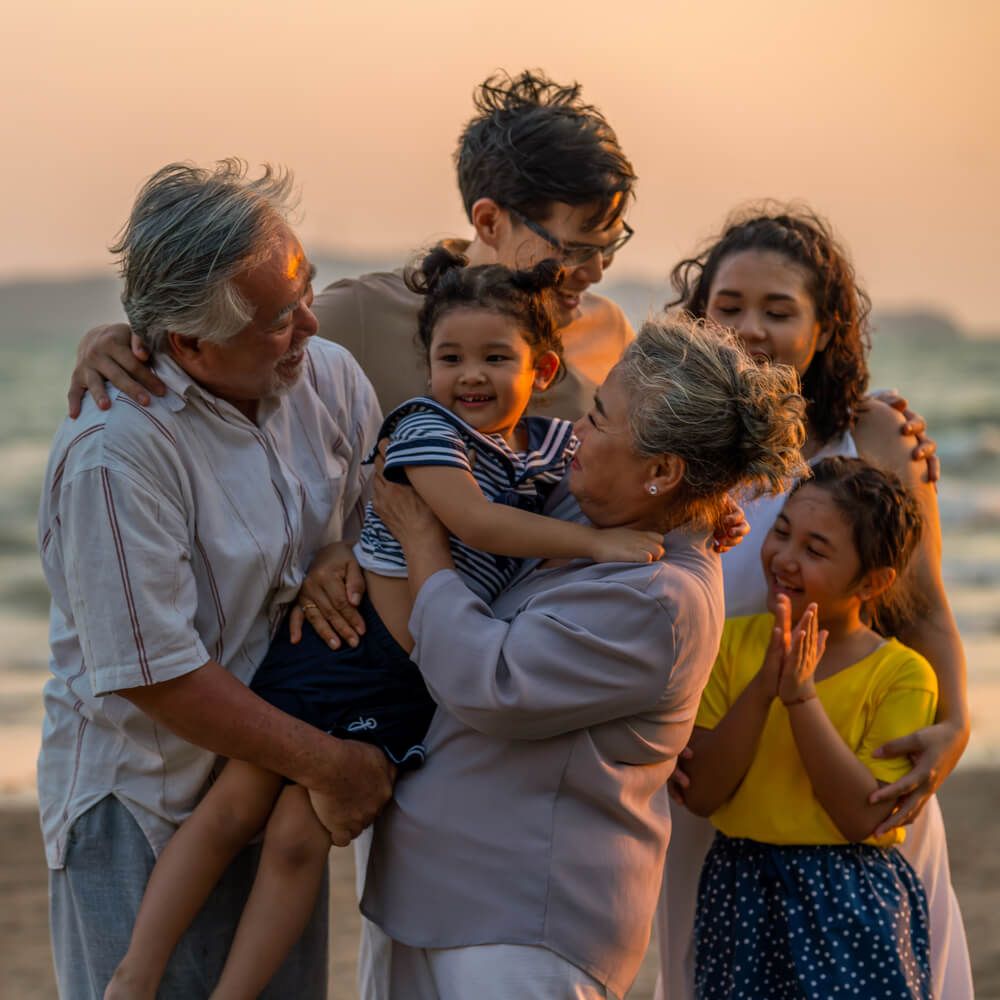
[683,457,936,1000]
[105,248,665,1000]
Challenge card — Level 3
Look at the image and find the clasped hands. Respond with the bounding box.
[667,594,831,816]
[759,594,828,707]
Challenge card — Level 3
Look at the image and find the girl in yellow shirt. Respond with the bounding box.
[684,456,937,999]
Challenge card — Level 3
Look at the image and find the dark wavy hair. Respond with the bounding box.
[455,69,636,230]
[793,456,924,634]
[405,245,566,381]
[669,206,872,444]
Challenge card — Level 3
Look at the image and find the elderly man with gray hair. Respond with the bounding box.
[36,160,391,998]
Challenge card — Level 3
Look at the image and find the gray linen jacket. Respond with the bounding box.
[362,524,723,998]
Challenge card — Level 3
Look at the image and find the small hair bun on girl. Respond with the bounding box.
[405,244,469,295]
[509,258,563,293]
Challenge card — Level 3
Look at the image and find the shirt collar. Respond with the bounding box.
[149,352,200,412]
[149,351,285,425]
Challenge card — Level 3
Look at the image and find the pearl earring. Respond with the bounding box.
[647,484,658,495]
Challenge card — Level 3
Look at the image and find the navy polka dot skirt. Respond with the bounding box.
[694,833,931,999]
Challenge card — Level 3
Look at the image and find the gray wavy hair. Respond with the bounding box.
[617,314,808,529]
[110,159,297,354]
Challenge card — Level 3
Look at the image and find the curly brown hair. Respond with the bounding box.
[668,205,872,445]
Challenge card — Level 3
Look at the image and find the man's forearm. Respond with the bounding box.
[119,659,353,794]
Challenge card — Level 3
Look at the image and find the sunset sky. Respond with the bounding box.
[3,0,997,331]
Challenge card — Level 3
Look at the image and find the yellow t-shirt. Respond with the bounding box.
[696,614,938,847]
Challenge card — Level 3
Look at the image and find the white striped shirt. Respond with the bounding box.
[355,398,577,602]
[36,339,381,868]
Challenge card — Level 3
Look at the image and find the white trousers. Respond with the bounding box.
[353,830,617,1000]
[387,942,616,999]
[652,796,974,1000]
[353,827,392,1000]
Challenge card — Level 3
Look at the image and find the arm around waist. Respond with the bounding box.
[118,659,393,805]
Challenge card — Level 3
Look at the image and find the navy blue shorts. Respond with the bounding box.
[250,595,436,769]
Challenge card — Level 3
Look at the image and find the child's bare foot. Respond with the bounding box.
[104,961,157,1000]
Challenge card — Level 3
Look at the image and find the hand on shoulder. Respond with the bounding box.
[856,394,938,485]
[854,398,928,489]
[578,291,634,343]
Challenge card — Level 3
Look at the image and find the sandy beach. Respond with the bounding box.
[2,771,997,999]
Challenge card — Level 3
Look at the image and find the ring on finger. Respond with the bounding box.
[300,601,319,612]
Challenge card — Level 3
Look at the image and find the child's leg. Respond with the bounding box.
[210,785,332,1000]
[104,761,283,1000]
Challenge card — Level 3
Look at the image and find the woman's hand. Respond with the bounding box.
[373,471,453,596]
[373,471,449,553]
[590,527,666,564]
[290,541,368,649]
[713,498,750,553]
[867,718,970,835]
[776,601,828,705]
[867,390,939,484]
[68,323,166,417]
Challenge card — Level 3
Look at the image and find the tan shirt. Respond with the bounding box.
[36,340,381,867]
[311,267,634,420]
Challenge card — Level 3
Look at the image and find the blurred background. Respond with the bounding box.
[2,1,998,330]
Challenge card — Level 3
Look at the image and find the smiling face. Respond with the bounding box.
[569,365,666,529]
[175,225,318,418]
[496,199,630,324]
[760,483,866,626]
[706,249,830,376]
[427,307,556,444]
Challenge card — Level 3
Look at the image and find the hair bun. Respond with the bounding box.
[509,258,562,293]
[732,360,808,494]
[405,244,469,295]
[616,315,808,531]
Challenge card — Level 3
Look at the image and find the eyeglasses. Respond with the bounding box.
[508,208,634,268]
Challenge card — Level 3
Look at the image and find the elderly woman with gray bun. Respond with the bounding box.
[360,315,807,1000]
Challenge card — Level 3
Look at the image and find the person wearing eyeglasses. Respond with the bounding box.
[62,69,642,1000]
[67,70,639,424]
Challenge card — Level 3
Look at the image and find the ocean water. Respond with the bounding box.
[1,281,999,795]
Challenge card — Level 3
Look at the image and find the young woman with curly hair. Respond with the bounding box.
[656,206,972,1000]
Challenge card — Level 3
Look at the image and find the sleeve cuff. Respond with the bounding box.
[90,638,211,697]
[408,569,465,643]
